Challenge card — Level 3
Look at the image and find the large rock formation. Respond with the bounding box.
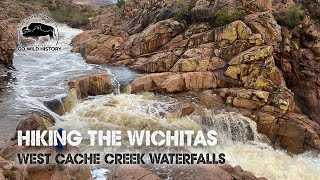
[69,0,320,155]
[71,29,129,64]
[275,16,320,125]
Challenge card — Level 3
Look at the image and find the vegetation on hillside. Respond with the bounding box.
[275,4,305,29]
[297,0,320,21]
[45,0,97,28]
[211,7,246,27]
[173,0,193,22]
[16,0,97,28]
[116,0,125,8]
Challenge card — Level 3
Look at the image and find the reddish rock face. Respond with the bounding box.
[220,164,268,180]
[255,112,320,153]
[129,19,186,56]
[131,51,181,73]
[124,15,320,154]
[68,73,113,99]
[14,113,54,140]
[171,165,234,180]
[0,21,16,67]
[275,19,320,125]
[196,90,227,109]
[130,72,218,94]
[71,29,128,65]
[44,73,114,115]
[244,12,282,45]
[174,102,194,117]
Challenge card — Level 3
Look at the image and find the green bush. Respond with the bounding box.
[298,0,320,21]
[116,0,125,8]
[173,0,193,22]
[2,170,16,178]
[275,4,305,29]
[211,7,246,27]
[45,1,96,28]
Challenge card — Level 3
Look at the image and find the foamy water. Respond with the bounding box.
[0,25,137,147]
[54,93,320,180]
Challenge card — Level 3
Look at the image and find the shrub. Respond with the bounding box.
[116,0,125,8]
[211,7,246,27]
[275,4,305,29]
[298,0,320,21]
[45,1,96,28]
[173,0,193,22]
[2,170,16,178]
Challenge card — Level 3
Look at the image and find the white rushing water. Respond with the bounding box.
[0,25,101,146]
[0,25,138,146]
[54,93,320,180]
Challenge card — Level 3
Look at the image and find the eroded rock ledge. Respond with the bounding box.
[45,73,114,115]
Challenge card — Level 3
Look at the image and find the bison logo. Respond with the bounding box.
[18,14,59,47]
[22,23,56,42]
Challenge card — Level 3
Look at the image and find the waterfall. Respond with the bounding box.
[53,93,320,180]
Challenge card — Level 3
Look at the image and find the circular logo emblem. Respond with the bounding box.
[18,14,59,47]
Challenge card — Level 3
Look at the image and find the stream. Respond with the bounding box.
[1,25,320,180]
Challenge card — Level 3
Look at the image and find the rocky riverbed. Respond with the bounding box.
[1,0,320,179]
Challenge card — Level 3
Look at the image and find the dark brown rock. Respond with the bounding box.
[275,19,320,124]
[242,0,272,13]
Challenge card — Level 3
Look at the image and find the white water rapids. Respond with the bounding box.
[2,25,319,179]
[54,93,320,180]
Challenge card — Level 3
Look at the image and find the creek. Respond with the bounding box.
[1,25,319,180]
